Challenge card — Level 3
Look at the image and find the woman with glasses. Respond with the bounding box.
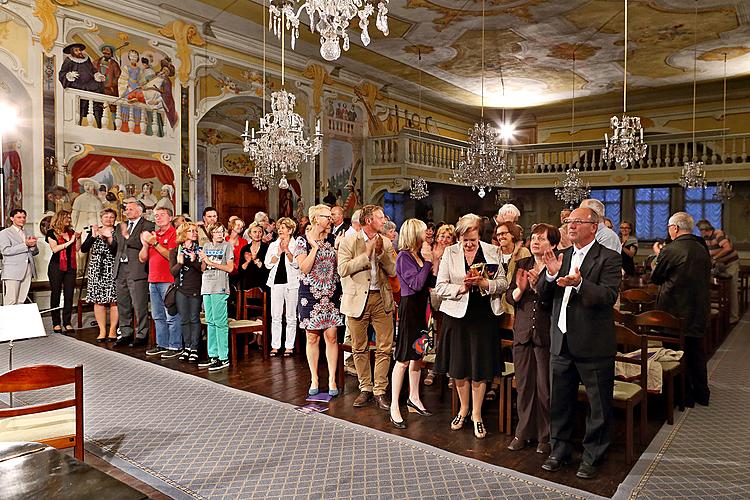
[170,222,204,363]
[265,217,301,357]
[619,221,638,276]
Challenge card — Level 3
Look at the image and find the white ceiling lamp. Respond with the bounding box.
[269,0,390,61]
[602,0,647,168]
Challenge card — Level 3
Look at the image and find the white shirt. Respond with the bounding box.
[547,238,596,334]
[344,226,358,238]
[362,230,381,291]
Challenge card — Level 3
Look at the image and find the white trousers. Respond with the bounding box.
[2,264,32,306]
[270,284,298,349]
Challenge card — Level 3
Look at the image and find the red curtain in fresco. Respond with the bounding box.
[71,154,175,192]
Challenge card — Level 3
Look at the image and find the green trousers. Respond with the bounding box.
[203,293,229,361]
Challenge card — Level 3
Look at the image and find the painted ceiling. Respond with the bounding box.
[168,0,750,110]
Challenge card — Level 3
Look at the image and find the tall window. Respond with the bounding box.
[383,192,405,227]
[635,187,670,240]
[685,186,721,235]
[589,188,621,226]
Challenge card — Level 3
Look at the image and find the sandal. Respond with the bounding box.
[450,412,470,431]
[53,326,62,333]
[485,387,497,401]
[423,372,435,386]
[270,349,279,357]
[283,349,294,357]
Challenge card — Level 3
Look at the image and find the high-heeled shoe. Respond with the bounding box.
[406,399,433,416]
[473,418,487,439]
[390,414,407,429]
[450,412,469,431]
[96,336,106,343]
[328,388,340,397]
[308,386,319,396]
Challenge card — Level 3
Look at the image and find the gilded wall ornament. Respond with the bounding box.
[33,0,79,53]
[158,20,205,85]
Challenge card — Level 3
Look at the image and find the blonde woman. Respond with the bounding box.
[434,214,508,439]
[46,210,81,333]
[265,217,301,356]
[294,204,344,396]
[239,221,269,290]
[389,219,435,428]
[170,222,203,363]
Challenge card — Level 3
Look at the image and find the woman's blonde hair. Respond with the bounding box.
[455,214,483,239]
[398,218,426,252]
[229,217,245,233]
[436,224,456,243]
[277,217,297,233]
[176,222,198,244]
[50,210,72,236]
[206,223,226,239]
[308,204,331,225]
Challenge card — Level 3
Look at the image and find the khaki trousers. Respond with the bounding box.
[2,264,32,305]
[348,292,393,396]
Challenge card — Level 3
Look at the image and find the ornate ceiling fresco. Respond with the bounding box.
[176,0,750,110]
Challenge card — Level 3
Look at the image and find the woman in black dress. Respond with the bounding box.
[238,221,269,290]
[434,214,508,439]
[81,208,118,341]
[46,210,81,333]
[388,219,435,428]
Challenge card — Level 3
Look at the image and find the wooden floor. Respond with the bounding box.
[62,325,675,499]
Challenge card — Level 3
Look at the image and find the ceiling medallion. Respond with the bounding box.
[410,177,429,200]
[269,0,390,61]
[555,167,590,208]
[602,0,647,168]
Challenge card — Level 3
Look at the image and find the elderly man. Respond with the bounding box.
[0,209,38,305]
[113,201,155,347]
[579,199,621,253]
[344,209,362,238]
[696,219,740,325]
[338,204,397,410]
[538,207,622,479]
[331,205,349,237]
[651,212,711,407]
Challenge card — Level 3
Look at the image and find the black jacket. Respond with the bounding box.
[537,241,622,357]
[650,234,711,337]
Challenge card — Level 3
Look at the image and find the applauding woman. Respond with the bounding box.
[46,210,81,333]
[265,217,301,357]
[238,221,269,291]
[170,222,204,363]
[294,205,344,397]
[81,208,118,341]
[389,219,435,429]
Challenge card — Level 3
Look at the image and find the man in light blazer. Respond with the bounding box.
[338,204,397,410]
[537,207,621,480]
[112,201,155,347]
[0,209,38,305]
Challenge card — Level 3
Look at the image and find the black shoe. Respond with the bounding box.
[161,349,182,359]
[576,462,598,479]
[208,359,229,372]
[146,346,169,357]
[178,350,190,362]
[406,399,433,416]
[390,415,407,429]
[188,351,199,363]
[130,337,147,348]
[114,336,133,347]
[198,357,216,369]
[96,337,107,344]
[542,456,569,472]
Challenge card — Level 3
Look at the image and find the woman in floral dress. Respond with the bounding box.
[294,204,344,397]
[81,208,118,342]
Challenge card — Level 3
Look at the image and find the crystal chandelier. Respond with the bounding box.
[410,177,428,200]
[451,0,511,199]
[269,0,390,61]
[555,167,590,208]
[602,0,647,167]
[714,180,734,203]
[242,6,322,186]
[679,1,706,191]
[714,53,733,203]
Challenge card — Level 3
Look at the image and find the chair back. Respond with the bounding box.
[614,325,648,391]
[634,310,684,348]
[238,287,267,322]
[613,308,635,329]
[620,288,655,314]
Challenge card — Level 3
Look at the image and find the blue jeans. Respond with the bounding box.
[150,282,182,350]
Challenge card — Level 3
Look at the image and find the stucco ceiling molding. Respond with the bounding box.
[0,47,33,86]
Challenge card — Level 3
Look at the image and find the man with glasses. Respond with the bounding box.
[579,199,621,254]
[538,207,621,479]
[651,212,711,407]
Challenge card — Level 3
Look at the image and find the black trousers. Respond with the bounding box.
[684,336,710,405]
[176,291,202,351]
[115,269,149,339]
[549,338,614,465]
[48,265,76,327]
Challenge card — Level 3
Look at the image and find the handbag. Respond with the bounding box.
[164,283,179,316]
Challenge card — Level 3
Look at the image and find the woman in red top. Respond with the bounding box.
[226,217,247,276]
[46,210,81,333]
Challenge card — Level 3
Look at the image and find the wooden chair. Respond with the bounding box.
[613,307,635,329]
[578,325,647,465]
[619,288,655,315]
[0,365,84,461]
[633,310,686,425]
[232,287,268,362]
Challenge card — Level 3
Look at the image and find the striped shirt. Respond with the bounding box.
[705,230,738,265]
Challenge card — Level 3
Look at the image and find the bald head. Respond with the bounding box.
[567,207,598,248]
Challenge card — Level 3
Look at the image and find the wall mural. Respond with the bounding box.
[325,138,362,218]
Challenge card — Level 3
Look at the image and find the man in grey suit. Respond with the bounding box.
[112,201,155,346]
[0,209,39,305]
[537,207,622,480]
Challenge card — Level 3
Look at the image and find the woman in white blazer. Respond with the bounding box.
[264,217,301,356]
[434,214,508,439]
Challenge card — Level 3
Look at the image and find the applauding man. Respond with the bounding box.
[0,209,38,305]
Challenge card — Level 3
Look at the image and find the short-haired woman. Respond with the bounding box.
[388,219,435,428]
[434,214,508,439]
[265,217,301,356]
[505,223,560,454]
[170,222,203,363]
[238,221,269,290]
[294,204,344,396]
[198,223,235,371]
[81,208,118,341]
[619,220,638,276]
[46,210,81,333]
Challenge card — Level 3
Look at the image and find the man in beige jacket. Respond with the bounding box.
[338,204,397,409]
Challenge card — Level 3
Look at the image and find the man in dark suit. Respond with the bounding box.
[330,205,349,237]
[113,201,155,347]
[537,207,622,479]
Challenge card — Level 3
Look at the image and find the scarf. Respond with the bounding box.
[57,231,77,272]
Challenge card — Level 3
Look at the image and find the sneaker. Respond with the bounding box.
[208,359,230,372]
[161,349,182,359]
[198,357,217,369]
[188,351,199,363]
[146,347,169,357]
[177,349,190,362]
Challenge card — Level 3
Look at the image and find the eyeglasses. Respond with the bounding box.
[496,231,510,237]
[563,219,597,226]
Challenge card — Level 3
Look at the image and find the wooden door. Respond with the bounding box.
[212,175,267,225]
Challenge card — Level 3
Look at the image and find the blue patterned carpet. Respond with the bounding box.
[4,334,600,499]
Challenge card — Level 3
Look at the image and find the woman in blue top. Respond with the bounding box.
[389,219,435,429]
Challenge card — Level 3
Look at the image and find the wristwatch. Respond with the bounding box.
[152,241,159,248]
